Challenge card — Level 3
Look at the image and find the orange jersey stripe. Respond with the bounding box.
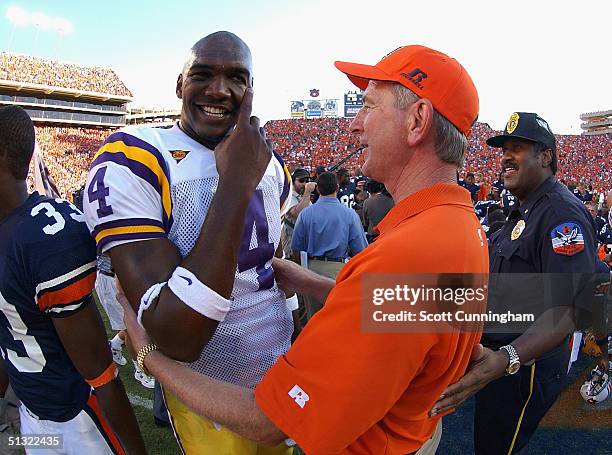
[37,271,96,312]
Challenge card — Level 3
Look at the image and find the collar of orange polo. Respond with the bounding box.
[376,183,473,234]
[334,45,479,136]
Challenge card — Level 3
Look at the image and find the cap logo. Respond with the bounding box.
[506,112,519,134]
[399,68,428,90]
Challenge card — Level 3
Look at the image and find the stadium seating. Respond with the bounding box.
[28,118,609,200]
[266,119,611,195]
[29,126,112,197]
[0,52,132,97]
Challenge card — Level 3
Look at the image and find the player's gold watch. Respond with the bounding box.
[500,344,521,375]
[136,343,158,376]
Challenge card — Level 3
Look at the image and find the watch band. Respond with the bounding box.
[136,343,158,376]
[500,344,520,375]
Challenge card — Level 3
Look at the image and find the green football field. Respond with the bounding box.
[96,296,181,455]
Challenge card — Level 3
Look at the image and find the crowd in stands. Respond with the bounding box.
[0,52,132,97]
[264,118,362,171]
[266,118,611,195]
[27,118,609,202]
[28,126,113,198]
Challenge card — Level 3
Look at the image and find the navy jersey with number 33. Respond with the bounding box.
[0,192,95,421]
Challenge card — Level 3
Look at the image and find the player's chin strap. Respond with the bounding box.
[137,267,232,327]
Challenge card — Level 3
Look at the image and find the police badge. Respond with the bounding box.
[511,219,525,240]
[506,112,520,134]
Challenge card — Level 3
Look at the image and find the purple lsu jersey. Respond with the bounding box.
[0,193,96,421]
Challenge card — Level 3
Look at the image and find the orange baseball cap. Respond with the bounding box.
[334,45,479,136]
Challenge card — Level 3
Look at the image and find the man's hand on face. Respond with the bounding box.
[214,88,272,189]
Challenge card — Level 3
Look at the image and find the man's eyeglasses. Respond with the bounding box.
[297,178,310,183]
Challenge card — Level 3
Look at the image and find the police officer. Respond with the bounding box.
[431,112,597,454]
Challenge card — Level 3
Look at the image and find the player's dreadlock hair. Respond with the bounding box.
[0,106,35,180]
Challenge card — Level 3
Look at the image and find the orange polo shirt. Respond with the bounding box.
[255,183,489,454]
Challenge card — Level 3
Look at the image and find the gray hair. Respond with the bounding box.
[389,83,468,167]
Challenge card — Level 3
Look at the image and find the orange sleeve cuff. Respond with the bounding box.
[86,362,118,388]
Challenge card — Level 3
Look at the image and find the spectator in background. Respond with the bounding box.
[598,196,610,232]
[492,171,504,193]
[463,172,480,202]
[586,200,598,220]
[291,172,367,319]
[475,172,489,201]
[280,168,315,260]
[336,167,357,209]
[351,165,368,188]
[362,180,394,243]
[352,187,369,229]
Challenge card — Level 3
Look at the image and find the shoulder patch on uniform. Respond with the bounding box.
[550,222,585,256]
[170,149,190,163]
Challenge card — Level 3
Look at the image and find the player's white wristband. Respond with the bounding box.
[285,294,299,311]
[167,267,231,322]
[137,282,167,327]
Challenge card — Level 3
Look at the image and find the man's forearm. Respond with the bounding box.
[513,306,575,364]
[145,351,286,446]
[96,379,147,454]
[292,191,312,216]
[142,180,255,359]
[181,179,254,297]
[294,268,335,302]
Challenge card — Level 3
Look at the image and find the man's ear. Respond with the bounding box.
[541,148,553,169]
[176,74,183,99]
[405,99,434,148]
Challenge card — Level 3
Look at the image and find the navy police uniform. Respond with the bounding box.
[476,113,598,455]
[0,193,96,421]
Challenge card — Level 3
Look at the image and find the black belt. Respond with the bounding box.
[309,256,344,263]
[99,270,115,278]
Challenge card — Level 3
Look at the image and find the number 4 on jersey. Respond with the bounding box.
[88,167,113,217]
[238,190,274,290]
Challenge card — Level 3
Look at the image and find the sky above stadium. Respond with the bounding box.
[2,0,610,133]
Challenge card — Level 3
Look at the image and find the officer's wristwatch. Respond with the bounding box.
[499,344,521,375]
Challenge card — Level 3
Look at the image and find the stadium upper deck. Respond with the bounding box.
[580,109,612,136]
[0,52,131,128]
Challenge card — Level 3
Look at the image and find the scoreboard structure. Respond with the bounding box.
[344,91,363,118]
[290,98,338,118]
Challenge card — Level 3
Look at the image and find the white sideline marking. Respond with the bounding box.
[128,393,153,410]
